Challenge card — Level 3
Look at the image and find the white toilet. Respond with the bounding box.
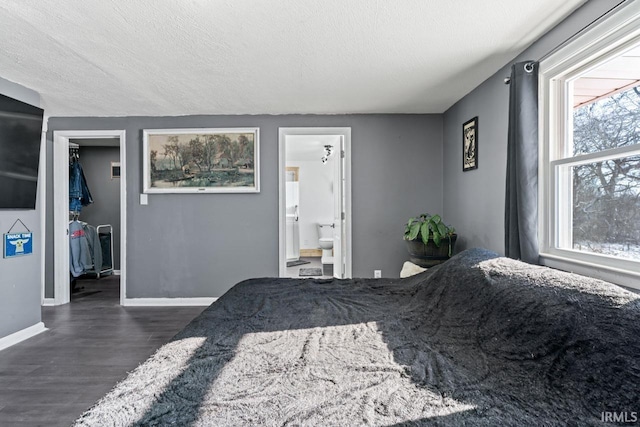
[317,223,334,275]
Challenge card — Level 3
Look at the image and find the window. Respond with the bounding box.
[540,2,640,289]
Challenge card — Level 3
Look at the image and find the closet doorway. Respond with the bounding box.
[52,130,126,306]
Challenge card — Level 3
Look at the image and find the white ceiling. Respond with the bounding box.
[286,135,340,162]
[0,0,587,117]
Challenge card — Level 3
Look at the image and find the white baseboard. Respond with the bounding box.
[113,270,121,276]
[122,297,217,307]
[42,298,56,306]
[0,322,47,352]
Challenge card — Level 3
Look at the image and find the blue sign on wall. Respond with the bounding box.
[4,232,33,258]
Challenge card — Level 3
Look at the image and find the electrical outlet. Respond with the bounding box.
[374,270,382,278]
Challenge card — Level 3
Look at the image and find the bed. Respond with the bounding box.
[74,248,640,426]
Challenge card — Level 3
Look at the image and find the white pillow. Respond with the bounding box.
[400,261,427,278]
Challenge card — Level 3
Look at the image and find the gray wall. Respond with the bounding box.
[0,76,42,340]
[442,0,624,254]
[75,146,121,270]
[46,114,443,298]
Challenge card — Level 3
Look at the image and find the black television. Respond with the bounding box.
[0,93,44,209]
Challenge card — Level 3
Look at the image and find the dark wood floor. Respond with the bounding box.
[0,275,207,427]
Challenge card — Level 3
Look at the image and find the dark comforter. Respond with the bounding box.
[75,248,640,426]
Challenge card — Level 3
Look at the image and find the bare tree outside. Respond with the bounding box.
[572,86,640,260]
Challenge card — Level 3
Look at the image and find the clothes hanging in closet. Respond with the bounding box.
[69,158,93,213]
[69,220,104,277]
[69,220,92,277]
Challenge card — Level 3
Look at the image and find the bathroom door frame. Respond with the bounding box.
[51,130,127,306]
[278,127,352,279]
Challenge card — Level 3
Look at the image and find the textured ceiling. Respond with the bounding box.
[0,0,587,117]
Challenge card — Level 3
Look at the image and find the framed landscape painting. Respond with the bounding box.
[462,117,478,172]
[142,128,260,193]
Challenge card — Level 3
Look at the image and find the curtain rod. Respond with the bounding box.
[503,0,627,85]
[503,62,535,84]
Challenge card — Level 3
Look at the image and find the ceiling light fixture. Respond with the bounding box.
[321,145,334,164]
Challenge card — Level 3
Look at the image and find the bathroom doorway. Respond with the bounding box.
[278,128,352,279]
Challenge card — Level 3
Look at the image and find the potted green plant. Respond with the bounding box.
[403,213,457,267]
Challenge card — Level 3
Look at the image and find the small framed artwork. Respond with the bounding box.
[4,232,33,258]
[142,128,260,193]
[462,117,478,171]
[111,162,121,179]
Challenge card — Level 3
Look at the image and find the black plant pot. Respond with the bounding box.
[405,234,458,268]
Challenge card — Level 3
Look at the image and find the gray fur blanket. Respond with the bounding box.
[75,248,640,426]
